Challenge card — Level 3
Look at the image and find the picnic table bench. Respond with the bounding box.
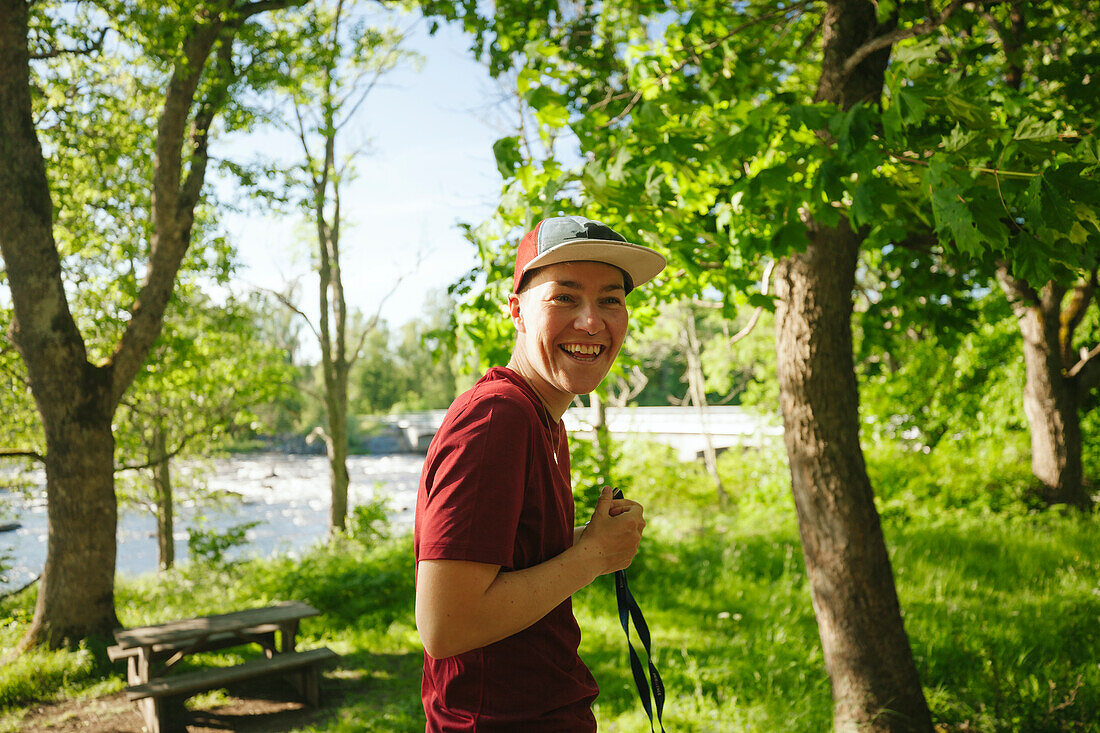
[109,601,338,733]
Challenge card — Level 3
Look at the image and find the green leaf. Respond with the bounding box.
[1013,116,1058,142]
[747,292,776,310]
[770,220,808,254]
[1045,163,1100,207]
[608,147,633,183]
[492,136,521,179]
[942,124,977,153]
[928,161,983,255]
[836,104,873,158]
[1024,172,1076,233]
[525,86,570,128]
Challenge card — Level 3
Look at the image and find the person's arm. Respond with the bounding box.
[416,486,644,659]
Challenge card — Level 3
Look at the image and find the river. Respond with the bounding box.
[0,453,425,592]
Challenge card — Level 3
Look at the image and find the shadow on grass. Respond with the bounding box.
[181,650,424,733]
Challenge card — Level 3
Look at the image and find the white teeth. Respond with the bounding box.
[563,344,602,356]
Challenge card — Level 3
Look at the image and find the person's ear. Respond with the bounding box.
[508,293,525,332]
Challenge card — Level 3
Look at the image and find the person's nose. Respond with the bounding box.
[574,300,603,336]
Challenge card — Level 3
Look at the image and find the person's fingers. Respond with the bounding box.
[593,486,614,517]
[609,498,642,517]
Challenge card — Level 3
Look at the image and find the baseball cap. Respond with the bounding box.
[512,216,667,294]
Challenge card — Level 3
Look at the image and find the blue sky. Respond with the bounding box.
[220,15,506,332]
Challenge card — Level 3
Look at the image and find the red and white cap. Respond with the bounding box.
[512,216,666,294]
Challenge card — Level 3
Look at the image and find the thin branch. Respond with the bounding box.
[292,98,321,190]
[730,259,776,346]
[29,26,108,60]
[114,433,196,472]
[235,0,306,20]
[888,151,1038,178]
[258,285,321,341]
[0,450,45,463]
[347,249,424,368]
[1060,270,1098,357]
[842,0,965,76]
[334,30,413,131]
[1067,343,1100,380]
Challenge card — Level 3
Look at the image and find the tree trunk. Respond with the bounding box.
[996,273,1090,509]
[776,225,932,732]
[23,403,119,648]
[316,190,351,534]
[326,379,350,533]
[152,426,175,571]
[683,307,728,507]
[769,2,933,729]
[590,390,613,487]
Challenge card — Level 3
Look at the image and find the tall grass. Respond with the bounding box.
[0,437,1097,732]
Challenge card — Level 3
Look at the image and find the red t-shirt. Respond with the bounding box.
[414,367,599,732]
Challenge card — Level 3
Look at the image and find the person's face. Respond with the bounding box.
[509,260,629,415]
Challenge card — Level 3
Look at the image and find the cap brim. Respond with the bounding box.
[523,239,666,291]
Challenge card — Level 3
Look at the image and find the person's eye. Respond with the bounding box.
[602,297,624,306]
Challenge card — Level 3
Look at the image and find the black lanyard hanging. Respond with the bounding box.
[611,488,666,732]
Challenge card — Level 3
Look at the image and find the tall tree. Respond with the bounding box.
[978,3,1099,509]
[0,0,301,648]
[267,0,412,533]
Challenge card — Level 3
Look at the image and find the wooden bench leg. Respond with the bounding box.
[139,695,188,733]
[285,662,321,707]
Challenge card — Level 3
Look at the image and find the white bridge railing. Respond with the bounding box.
[378,405,782,460]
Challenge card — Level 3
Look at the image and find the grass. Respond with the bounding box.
[1,438,1098,732]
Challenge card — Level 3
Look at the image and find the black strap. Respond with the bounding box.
[611,488,666,732]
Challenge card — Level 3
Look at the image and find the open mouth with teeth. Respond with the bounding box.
[561,343,604,362]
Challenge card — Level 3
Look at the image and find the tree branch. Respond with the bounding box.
[842,0,965,77]
[1060,270,1097,363]
[995,262,1041,316]
[348,249,422,368]
[1070,343,1100,402]
[108,17,225,405]
[114,431,197,472]
[29,26,108,60]
[235,0,306,20]
[730,259,776,346]
[0,450,45,463]
[259,286,321,341]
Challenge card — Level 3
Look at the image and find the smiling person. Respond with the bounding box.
[413,216,666,731]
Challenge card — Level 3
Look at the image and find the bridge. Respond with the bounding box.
[375,405,782,460]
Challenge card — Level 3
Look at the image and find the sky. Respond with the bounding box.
[218,14,507,335]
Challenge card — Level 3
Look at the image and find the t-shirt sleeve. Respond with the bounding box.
[417,391,533,568]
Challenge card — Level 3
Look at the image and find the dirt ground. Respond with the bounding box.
[11,675,356,732]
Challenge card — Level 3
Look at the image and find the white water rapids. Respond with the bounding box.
[0,453,425,592]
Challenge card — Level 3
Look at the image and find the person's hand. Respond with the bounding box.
[577,486,646,576]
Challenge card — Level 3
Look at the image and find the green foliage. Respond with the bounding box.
[185,519,260,567]
[867,434,1039,519]
[0,645,97,711]
[345,498,392,548]
[349,291,460,417]
[858,293,1026,447]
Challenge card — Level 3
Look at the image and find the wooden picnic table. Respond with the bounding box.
[109,601,337,733]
